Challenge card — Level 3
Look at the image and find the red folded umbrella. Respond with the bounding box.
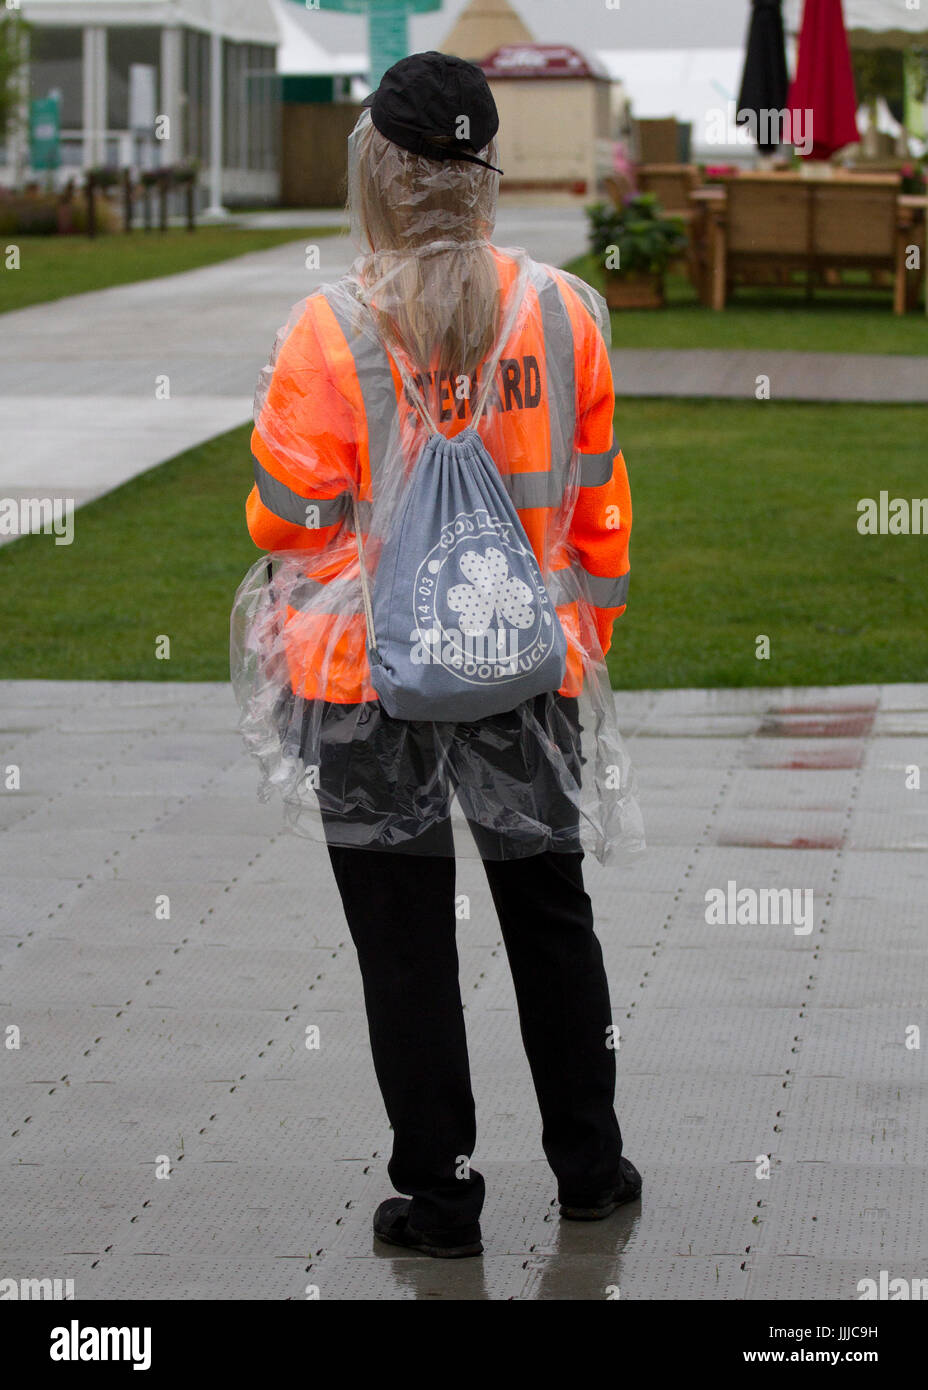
[788,0,859,160]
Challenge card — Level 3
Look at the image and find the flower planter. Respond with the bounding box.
[605,270,665,310]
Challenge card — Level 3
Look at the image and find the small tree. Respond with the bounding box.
[852,47,905,126]
[906,47,928,106]
[0,9,30,148]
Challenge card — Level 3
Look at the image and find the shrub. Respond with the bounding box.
[0,189,120,235]
[586,193,688,276]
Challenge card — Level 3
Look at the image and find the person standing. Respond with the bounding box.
[235,52,644,1259]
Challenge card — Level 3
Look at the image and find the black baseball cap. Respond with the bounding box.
[362,51,503,175]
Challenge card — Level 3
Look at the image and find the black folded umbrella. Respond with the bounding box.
[737,0,790,155]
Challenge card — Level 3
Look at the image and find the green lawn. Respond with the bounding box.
[607,399,927,689]
[0,226,339,314]
[565,253,928,357]
[2,401,925,688]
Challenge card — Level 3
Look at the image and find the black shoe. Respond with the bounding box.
[558,1157,643,1221]
[372,1198,484,1258]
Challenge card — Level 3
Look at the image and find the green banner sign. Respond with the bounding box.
[30,94,61,172]
[288,0,440,88]
[366,7,409,87]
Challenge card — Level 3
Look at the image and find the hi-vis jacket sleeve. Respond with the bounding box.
[562,285,632,659]
[246,297,359,566]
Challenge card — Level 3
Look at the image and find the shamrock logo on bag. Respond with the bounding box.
[446,546,536,636]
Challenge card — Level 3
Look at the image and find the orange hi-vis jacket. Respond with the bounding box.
[246,251,632,706]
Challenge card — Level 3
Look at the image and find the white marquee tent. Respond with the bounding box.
[785,0,928,47]
[21,0,280,45]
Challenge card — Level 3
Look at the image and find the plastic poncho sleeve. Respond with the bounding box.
[556,274,632,660]
[246,296,360,570]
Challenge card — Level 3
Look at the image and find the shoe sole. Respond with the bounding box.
[373,1228,484,1258]
[558,1185,642,1221]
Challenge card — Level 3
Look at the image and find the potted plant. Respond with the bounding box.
[586,193,688,309]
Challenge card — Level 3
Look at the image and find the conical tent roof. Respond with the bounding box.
[439,0,535,62]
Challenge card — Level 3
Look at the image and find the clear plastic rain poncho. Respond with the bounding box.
[230,110,645,864]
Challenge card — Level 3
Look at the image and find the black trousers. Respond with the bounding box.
[326,841,625,1235]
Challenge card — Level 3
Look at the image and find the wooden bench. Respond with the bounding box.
[637,164,700,217]
[706,175,923,314]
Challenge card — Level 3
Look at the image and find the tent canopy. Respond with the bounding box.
[785,0,928,48]
[21,0,281,45]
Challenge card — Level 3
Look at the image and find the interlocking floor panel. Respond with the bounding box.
[726,769,859,811]
[745,1255,898,1302]
[1,680,925,1300]
[584,888,677,946]
[522,1255,750,1301]
[873,712,928,736]
[0,1166,158,1260]
[3,940,179,1007]
[73,1257,340,1302]
[809,950,928,1008]
[630,805,719,847]
[110,832,271,885]
[635,767,730,809]
[603,1075,789,1167]
[638,946,814,1009]
[4,794,188,837]
[856,765,928,812]
[617,1007,800,1076]
[684,846,841,898]
[624,736,745,769]
[46,879,227,944]
[195,881,351,951]
[793,1005,924,1080]
[79,758,234,797]
[846,811,928,851]
[0,829,127,882]
[755,1162,928,1260]
[0,1080,235,1167]
[2,877,85,937]
[713,808,850,849]
[0,795,51,830]
[833,851,928,902]
[147,796,286,840]
[773,1078,926,1166]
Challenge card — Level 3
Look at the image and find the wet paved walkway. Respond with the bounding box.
[1,680,925,1300]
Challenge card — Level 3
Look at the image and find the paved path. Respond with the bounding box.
[1,680,925,1300]
[611,348,928,403]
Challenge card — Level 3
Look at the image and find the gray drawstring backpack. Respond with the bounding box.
[353,341,568,723]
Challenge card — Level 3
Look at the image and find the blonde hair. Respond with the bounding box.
[347,113,502,382]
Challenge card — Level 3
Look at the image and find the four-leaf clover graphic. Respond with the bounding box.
[446,547,535,636]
